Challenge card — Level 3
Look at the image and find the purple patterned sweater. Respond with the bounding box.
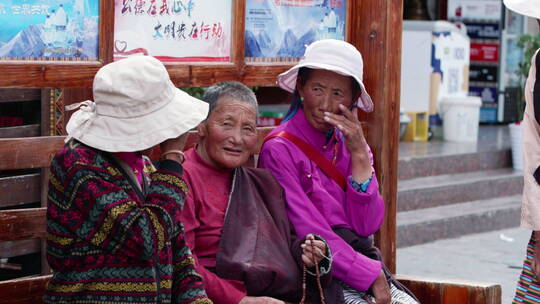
[44,140,211,304]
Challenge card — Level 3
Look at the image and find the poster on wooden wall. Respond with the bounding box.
[0,0,99,61]
[114,0,232,63]
[245,0,347,64]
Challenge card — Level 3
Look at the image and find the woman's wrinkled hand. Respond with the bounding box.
[160,133,188,152]
[239,296,285,304]
[301,234,327,267]
[371,270,391,304]
[323,104,368,157]
[323,104,372,182]
[159,134,188,163]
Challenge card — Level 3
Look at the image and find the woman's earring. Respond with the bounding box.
[300,97,304,103]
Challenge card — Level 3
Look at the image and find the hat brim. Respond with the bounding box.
[277,62,374,113]
[67,89,208,152]
[504,0,540,19]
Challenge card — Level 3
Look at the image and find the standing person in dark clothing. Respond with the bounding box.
[503,1,540,303]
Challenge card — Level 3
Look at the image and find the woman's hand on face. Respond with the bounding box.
[301,234,327,268]
[160,133,188,152]
[239,296,285,304]
[323,104,368,157]
[323,104,372,182]
[159,134,188,163]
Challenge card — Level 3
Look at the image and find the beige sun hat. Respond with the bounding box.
[504,0,540,19]
[66,56,208,152]
[277,39,374,113]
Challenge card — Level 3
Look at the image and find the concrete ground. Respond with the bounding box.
[397,227,531,304]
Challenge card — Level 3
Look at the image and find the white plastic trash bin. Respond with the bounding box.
[441,96,481,142]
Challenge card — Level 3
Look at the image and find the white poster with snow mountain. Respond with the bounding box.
[0,0,99,61]
[245,0,346,63]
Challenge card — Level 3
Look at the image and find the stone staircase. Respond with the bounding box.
[397,126,523,248]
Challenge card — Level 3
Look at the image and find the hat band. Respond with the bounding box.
[65,100,98,143]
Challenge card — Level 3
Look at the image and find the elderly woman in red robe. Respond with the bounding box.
[180,81,339,304]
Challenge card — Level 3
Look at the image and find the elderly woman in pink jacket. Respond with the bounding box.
[259,40,417,304]
[504,0,540,303]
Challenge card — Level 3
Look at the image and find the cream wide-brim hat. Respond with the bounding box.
[66,56,208,152]
[277,39,374,113]
[504,0,540,19]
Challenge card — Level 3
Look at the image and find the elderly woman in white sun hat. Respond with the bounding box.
[503,0,540,302]
[259,39,418,304]
[44,56,211,304]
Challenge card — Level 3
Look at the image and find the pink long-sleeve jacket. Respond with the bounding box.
[258,108,385,292]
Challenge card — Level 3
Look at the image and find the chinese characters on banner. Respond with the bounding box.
[114,0,232,63]
[0,0,99,61]
[245,0,347,63]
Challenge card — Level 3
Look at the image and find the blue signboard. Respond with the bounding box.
[469,86,498,103]
[480,106,497,123]
[0,0,99,61]
[245,0,347,63]
[465,22,499,40]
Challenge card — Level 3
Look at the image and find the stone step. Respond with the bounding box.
[397,168,523,212]
[397,195,521,248]
[398,148,511,180]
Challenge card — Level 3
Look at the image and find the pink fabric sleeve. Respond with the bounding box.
[258,143,382,292]
[346,144,385,236]
[344,174,385,237]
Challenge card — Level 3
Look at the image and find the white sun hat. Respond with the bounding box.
[504,0,540,19]
[66,56,208,152]
[277,39,374,113]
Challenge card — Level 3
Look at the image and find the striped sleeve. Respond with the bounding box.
[171,223,211,304]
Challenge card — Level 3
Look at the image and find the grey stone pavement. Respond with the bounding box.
[397,227,531,304]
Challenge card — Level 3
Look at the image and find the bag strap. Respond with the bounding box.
[264,131,346,190]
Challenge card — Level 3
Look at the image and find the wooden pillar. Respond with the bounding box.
[349,0,403,273]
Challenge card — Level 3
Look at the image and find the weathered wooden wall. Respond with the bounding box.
[0,89,50,272]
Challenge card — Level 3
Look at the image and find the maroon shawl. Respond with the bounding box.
[215,167,341,303]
